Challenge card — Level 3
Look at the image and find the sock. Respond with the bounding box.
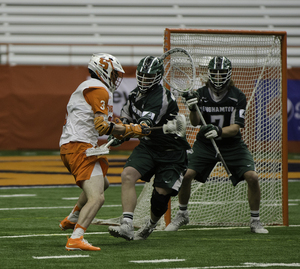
[179,203,188,211]
[250,210,260,220]
[71,223,86,239]
[123,212,134,223]
[149,218,157,227]
[68,204,81,222]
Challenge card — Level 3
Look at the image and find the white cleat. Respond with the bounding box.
[108,219,134,241]
[134,219,156,240]
[165,210,189,231]
[250,219,269,234]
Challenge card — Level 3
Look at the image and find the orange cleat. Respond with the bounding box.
[59,217,76,231]
[66,236,101,251]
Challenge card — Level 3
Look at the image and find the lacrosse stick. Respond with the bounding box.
[85,113,187,157]
[161,48,232,178]
[160,47,196,92]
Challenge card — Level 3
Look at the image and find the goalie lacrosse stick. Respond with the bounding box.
[160,47,196,93]
[85,113,187,157]
[161,47,232,178]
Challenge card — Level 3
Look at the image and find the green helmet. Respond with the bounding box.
[136,56,164,93]
[208,56,232,93]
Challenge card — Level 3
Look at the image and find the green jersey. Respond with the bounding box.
[120,84,191,151]
[196,85,246,147]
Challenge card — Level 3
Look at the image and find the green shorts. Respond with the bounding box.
[189,140,255,186]
[124,143,188,195]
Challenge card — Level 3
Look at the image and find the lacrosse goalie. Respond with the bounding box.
[108,55,191,241]
[165,56,268,234]
[59,53,150,251]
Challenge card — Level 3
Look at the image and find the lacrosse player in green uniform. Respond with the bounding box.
[165,56,268,234]
[108,56,191,240]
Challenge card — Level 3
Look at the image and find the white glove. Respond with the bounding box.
[205,130,219,139]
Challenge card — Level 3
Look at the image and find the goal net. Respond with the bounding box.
[130,29,288,229]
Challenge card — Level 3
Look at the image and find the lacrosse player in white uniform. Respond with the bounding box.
[59,53,150,251]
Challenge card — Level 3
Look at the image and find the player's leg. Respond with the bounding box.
[166,141,213,231]
[109,145,154,241]
[108,166,140,241]
[66,173,105,251]
[136,149,188,237]
[134,186,172,240]
[59,175,109,230]
[164,169,196,232]
[178,168,197,206]
[244,171,268,234]
[121,166,140,213]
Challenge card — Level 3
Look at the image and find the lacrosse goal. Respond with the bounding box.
[132,29,288,229]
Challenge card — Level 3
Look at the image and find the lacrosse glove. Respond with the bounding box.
[94,116,115,136]
[107,134,127,147]
[199,124,222,139]
[114,123,151,140]
[182,91,199,111]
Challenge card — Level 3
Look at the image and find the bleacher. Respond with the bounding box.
[0,0,299,67]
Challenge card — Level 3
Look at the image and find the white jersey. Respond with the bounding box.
[59,78,113,147]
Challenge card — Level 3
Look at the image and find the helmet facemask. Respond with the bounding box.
[88,53,124,92]
[136,56,164,94]
[208,56,232,95]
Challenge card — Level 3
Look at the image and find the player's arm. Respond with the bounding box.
[221,124,240,137]
[94,114,151,138]
[220,91,246,138]
[182,91,201,126]
[84,87,150,138]
[189,110,201,126]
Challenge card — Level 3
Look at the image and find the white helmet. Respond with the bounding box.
[88,53,125,92]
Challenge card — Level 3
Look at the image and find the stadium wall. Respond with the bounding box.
[0,65,299,152]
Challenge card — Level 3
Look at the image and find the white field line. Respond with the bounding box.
[33,255,90,259]
[159,263,300,269]
[130,258,185,263]
[0,194,36,197]
[0,231,108,239]
[0,204,121,210]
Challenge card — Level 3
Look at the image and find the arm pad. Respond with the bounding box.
[115,123,151,140]
[94,116,115,136]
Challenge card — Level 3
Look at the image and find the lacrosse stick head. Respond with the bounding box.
[85,138,116,156]
[160,48,196,93]
[162,113,186,137]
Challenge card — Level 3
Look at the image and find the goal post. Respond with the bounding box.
[162,28,288,227]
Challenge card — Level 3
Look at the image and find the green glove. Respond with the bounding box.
[107,135,127,147]
[199,124,222,139]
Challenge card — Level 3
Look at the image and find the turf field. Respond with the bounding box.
[0,152,300,269]
[0,183,299,268]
